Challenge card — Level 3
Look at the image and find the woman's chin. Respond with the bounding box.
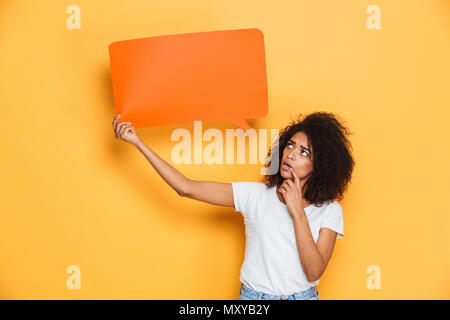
[280,169,290,179]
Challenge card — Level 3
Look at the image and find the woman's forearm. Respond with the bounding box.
[135,139,190,196]
[292,210,325,282]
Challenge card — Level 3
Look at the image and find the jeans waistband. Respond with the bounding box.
[239,283,319,300]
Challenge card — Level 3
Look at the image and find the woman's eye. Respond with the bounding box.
[287,143,308,156]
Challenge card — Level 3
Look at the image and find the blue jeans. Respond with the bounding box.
[238,283,319,300]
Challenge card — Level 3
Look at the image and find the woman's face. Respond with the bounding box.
[280,131,314,182]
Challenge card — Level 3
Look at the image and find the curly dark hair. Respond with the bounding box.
[261,112,355,207]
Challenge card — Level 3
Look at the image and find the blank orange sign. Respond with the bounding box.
[108,28,268,130]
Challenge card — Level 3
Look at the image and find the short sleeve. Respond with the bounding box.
[230,181,262,220]
[320,202,344,239]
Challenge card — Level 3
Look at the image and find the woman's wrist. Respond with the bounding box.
[291,208,307,222]
[134,138,145,149]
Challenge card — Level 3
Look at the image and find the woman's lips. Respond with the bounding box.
[282,163,291,171]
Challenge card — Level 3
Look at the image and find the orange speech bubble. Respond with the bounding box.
[108,28,268,130]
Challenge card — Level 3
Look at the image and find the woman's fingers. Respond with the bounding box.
[280,181,290,193]
[115,121,130,138]
[115,121,125,138]
[118,123,131,139]
[112,114,121,131]
[280,185,289,195]
[112,115,130,138]
[289,167,301,189]
[112,114,139,145]
[285,179,296,191]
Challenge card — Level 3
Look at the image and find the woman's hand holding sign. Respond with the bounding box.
[112,114,142,147]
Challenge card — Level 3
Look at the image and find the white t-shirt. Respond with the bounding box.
[231,181,344,296]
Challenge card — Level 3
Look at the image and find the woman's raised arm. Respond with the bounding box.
[112,114,234,207]
[182,180,234,207]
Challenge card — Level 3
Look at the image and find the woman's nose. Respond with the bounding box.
[287,150,296,160]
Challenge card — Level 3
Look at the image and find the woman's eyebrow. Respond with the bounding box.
[288,139,311,152]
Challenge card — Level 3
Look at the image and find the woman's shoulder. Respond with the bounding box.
[328,200,342,210]
[317,199,341,207]
[231,181,269,189]
[319,200,344,219]
[311,199,343,214]
[230,181,271,196]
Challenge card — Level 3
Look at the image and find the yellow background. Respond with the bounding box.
[1,0,449,299]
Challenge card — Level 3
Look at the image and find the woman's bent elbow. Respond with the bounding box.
[305,269,323,282]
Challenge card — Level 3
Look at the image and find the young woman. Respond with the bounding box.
[112,112,355,300]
